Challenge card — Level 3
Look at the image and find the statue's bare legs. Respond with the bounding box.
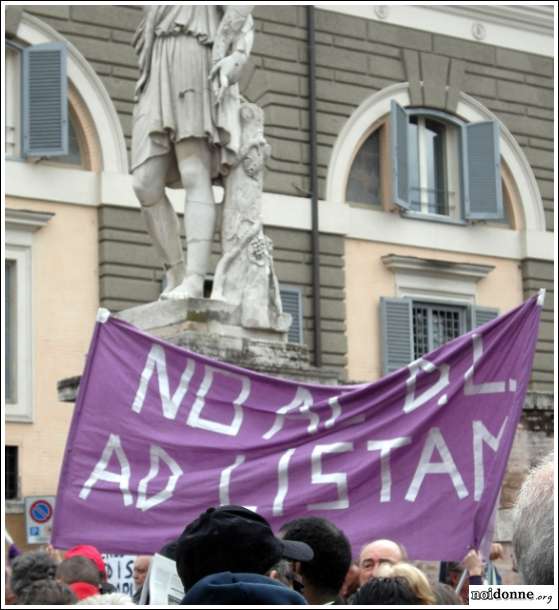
[167,139,216,299]
[132,155,185,297]
[132,139,215,300]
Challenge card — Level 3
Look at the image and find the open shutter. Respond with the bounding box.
[22,42,68,157]
[280,287,303,344]
[390,100,411,210]
[469,306,499,329]
[380,297,413,374]
[463,121,503,220]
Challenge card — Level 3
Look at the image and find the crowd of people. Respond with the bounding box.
[4,453,554,606]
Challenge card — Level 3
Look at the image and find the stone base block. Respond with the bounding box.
[115,298,289,344]
[58,299,341,402]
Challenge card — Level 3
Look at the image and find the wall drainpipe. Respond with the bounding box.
[307,5,322,368]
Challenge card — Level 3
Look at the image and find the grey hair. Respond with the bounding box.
[512,453,554,585]
[18,579,77,605]
[11,552,58,598]
[57,555,101,586]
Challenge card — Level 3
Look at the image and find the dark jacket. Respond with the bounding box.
[181,572,307,605]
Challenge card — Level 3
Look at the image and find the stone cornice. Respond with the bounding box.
[5,208,55,232]
[434,5,554,36]
[382,254,495,282]
[318,5,554,57]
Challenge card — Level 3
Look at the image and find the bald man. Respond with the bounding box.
[358,539,406,586]
[132,555,151,603]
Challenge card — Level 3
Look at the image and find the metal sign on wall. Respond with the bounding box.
[25,496,56,544]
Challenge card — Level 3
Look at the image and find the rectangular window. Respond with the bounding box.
[5,446,19,500]
[5,243,33,422]
[391,102,503,222]
[381,294,498,375]
[409,116,448,216]
[424,118,447,215]
[412,302,466,358]
[6,209,53,422]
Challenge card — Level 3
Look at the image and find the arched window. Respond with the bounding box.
[343,101,522,229]
[5,40,102,171]
[7,11,128,174]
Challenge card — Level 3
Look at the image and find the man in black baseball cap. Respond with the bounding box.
[175,505,313,591]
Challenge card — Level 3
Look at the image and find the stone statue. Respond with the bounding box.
[212,103,291,332]
[131,5,254,300]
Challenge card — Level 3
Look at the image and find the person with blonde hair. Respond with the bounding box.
[376,562,436,605]
[77,592,133,605]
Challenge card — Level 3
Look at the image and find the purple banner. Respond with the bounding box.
[52,296,542,559]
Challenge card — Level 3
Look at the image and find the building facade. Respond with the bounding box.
[4,5,554,573]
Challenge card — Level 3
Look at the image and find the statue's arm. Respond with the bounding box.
[211,7,254,102]
[213,6,254,64]
[232,12,254,60]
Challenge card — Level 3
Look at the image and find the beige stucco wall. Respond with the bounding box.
[6,197,99,500]
[345,239,524,382]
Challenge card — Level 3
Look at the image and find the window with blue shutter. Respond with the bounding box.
[381,299,498,375]
[463,121,503,220]
[389,102,503,223]
[22,42,68,157]
[280,287,303,344]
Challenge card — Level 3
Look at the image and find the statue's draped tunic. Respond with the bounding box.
[131,6,242,184]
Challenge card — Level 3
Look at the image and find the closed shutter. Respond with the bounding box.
[390,100,411,210]
[463,121,503,220]
[280,287,303,344]
[22,42,68,157]
[380,297,414,374]
[469,306,499,329]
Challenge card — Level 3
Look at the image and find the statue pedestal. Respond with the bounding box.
[58,299,340,402]
[116,298,339,383]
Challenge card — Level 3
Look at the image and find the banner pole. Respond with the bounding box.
[537,288,546,307]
